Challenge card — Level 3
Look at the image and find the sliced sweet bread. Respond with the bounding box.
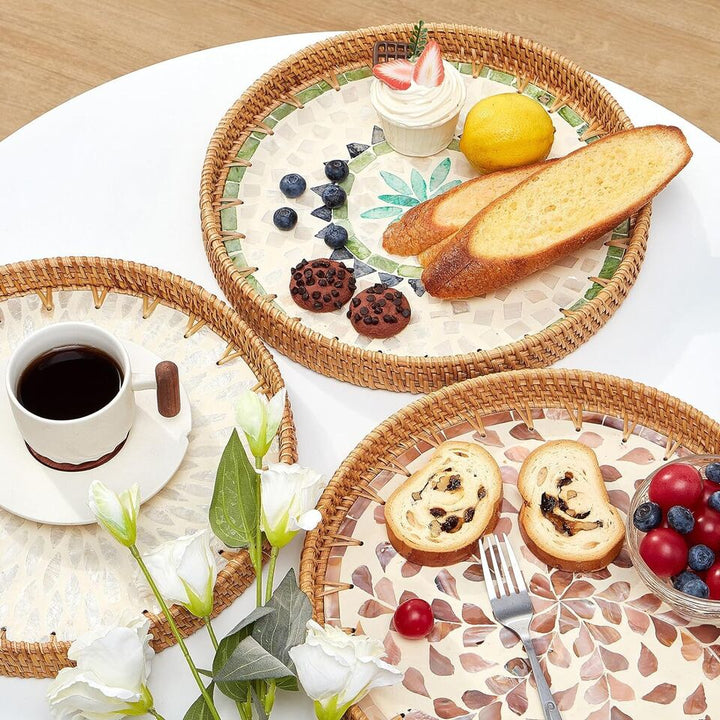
[518,440,624,572]
[422,125,692,298]
[381,162,546,257]
[384,440,502,566]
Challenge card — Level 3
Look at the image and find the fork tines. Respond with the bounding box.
[479,534,527,599]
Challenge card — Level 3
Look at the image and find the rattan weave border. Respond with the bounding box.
[201,23,648,393]
[0,256,297,678]
[300,367,720,720]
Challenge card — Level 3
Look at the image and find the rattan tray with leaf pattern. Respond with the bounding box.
[301,369,720,720]
[201,24,647,394]
[0,257,295,678]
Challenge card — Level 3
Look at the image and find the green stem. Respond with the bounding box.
[264,679,277,715]
[254,455,264,608]
[131,546,221,720]
[204,617,219,651]
[149,710,168,720]
[265,546,279,604]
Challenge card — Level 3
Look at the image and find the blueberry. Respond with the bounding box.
[672,570,710,599]
[321,185,346,209]
[279,173,306,198]
[707,462,720,484]
[672,570,697,591]
[688,544,716,571]
[667,505,695,534]
[681,575,710,599]
[324,159,349,183]
[323,224,348,249]
[273,207,298,231]
[633,501,662,532]
[709,491,720,512]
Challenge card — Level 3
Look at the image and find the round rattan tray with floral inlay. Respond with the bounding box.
[0,257,296,679]
[301,369,720,720]
[201,24,648,394]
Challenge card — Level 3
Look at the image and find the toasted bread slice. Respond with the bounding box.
[384,440,502,566]
[381,163,546,257]
[518,440,624,571]
[422,125,692,299]
[418,231,457,267]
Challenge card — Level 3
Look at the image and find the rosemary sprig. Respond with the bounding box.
[408,20,428,60]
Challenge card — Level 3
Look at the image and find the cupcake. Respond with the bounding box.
[370,41,466,157]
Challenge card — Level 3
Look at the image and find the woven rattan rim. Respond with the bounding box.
[299,367,720,720]
[0,256,297,678]
[201,23,648,394]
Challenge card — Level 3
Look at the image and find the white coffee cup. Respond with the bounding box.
[5,322,179,471]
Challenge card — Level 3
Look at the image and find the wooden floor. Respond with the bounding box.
[1,1,718,140]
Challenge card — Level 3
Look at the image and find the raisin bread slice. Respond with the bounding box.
[518,440,624,571]
[384,441,502,566]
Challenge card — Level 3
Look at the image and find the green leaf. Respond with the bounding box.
[252,569,312,672]
[183,683,216,720]
[209,429,258,548]
[430,179,462,198]
[213,606,276,675]
[408,20,428,60]
[360,206,403,220]
[428,158,451,192]
[215,679,249,702]
[377,194,419,207]
[379,170,413,196]
[214,636,293,683]
[411,169,427,201]
[276,675,299,691]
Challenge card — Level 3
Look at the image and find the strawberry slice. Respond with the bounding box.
[373,59,414,90]
[413,40,444,87]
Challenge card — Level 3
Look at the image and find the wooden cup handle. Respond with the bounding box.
[155,361,181,418]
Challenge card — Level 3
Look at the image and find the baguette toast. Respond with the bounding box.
[422,125,692,299]
[518,440,624,572]
[384,441,502,566]
[381,163,546,257]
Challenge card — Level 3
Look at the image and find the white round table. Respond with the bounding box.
[1,31,718,719]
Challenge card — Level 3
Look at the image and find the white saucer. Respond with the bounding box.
[0,341,192,525]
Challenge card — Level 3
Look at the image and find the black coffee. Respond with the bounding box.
[17,344,124,420]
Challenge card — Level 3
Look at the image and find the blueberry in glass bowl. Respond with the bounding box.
[627,454,720,621]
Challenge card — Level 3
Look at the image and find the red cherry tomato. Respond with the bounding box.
[705,563,720,600]
[639,528,688,577]
[649,464,703,510]
[689,509,720,552]
[696,480,717,509]
[393,599,434,639]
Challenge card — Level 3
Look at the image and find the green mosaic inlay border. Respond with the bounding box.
[221,61,630,314]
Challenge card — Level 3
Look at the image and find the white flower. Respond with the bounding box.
[288,621,402,720]
[235,387,286,459]
[261,463,324,548]
[142,530,218,618]
[47,614,155,720]
[88,481,140,547]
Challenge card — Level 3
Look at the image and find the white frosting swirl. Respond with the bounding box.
[370,61,467,128]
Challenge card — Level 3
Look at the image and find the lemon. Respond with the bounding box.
[459,93,555,173]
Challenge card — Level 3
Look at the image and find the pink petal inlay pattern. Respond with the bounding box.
[325,410,717,720]
[403,667,430,698]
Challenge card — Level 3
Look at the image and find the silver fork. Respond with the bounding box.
[479,534,562,720]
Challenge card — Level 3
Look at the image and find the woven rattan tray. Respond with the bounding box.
[201,24,647,394]
[0,257,296,678]
[301,369,720,719]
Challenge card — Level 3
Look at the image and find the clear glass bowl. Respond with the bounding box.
[626,454,720,621]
